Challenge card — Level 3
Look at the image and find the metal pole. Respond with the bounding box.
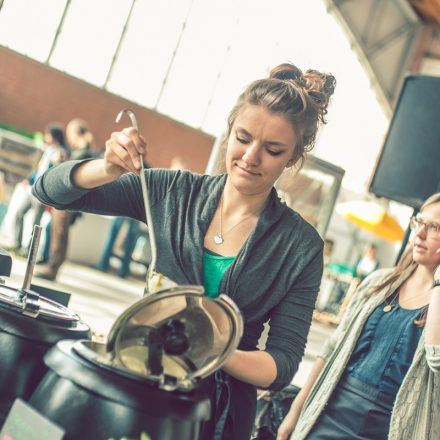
[103,0,137,89]
[204,133,225,175]
[395,207,418,264]
[46,0,72,65]
[154,0,195,109]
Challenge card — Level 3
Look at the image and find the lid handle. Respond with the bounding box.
[146,319,190,377]
[147,329,164,377]
[161,319,190,356]
[19,288,40,318]
[18,224,42,318]
[22,224,42,290]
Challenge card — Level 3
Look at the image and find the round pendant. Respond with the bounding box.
[213,234,224,245]
[383,304,392,313]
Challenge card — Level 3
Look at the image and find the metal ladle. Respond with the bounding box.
[115,109,176,294]
[20,224,42,317]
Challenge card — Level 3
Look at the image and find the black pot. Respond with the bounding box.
[30,339,210,440]
[29,286,244,440]
[0,285,90,423]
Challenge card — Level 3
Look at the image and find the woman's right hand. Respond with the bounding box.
[104,127,147,179]
[276,406,301,440]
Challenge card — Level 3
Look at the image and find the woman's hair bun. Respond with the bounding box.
[304,69,336,108]
[268,63,336,122]
[269,63,305,84]
[269,63,336,104]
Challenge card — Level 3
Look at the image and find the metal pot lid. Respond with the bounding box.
[0,284,79,322]
[105,285,243,390]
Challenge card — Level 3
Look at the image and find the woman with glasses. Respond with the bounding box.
[278,194,440,440]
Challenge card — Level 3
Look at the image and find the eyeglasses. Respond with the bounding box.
[410,216,440,237]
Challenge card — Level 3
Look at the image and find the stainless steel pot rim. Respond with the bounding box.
[72,339,195,390]
[0,284,79,322]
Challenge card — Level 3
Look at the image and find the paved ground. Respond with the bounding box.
[4,255,335,387]
[294,319,335,386]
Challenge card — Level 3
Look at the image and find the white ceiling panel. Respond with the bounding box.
[325,0,422,114]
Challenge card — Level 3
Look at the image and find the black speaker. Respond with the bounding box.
[369,74,440,208]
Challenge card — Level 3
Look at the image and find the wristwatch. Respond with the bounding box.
[433,279,440,288]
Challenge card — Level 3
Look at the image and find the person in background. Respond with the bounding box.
[33,63,336,439]
[97,156,150,279]
[323,238,334,268]
[11,123,67,256]
[37,220,52,265]
[354,243,379,280]
[97,216,141,278]
[277,194,440,440]
[0,172,6,227]
[36,118,94,280]
[97,156,186,278]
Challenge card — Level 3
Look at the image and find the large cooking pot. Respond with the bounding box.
[0,232,90,425]
[29,285,243,440]
[0,284,91,424]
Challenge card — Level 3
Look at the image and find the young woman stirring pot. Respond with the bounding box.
[33,63,336,440]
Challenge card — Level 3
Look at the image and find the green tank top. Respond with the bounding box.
[203,248,235,298]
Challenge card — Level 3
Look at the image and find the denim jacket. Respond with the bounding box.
[293,268,440,440]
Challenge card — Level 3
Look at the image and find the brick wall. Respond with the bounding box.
[0,46,214,172]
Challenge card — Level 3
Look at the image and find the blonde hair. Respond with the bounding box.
[368,192,440,326]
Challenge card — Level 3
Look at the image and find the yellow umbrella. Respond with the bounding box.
[336,200,405,242]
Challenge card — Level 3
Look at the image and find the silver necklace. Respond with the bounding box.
[213,196,259,245]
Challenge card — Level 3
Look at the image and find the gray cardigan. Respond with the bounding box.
[293,268,440,440]
[33,161,324,390]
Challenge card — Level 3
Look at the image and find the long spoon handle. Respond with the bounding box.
[115,109,157,285]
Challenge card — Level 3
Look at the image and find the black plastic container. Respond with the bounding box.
[30,339,210,439]
[0,285,90,423]
[30,286,243,440]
